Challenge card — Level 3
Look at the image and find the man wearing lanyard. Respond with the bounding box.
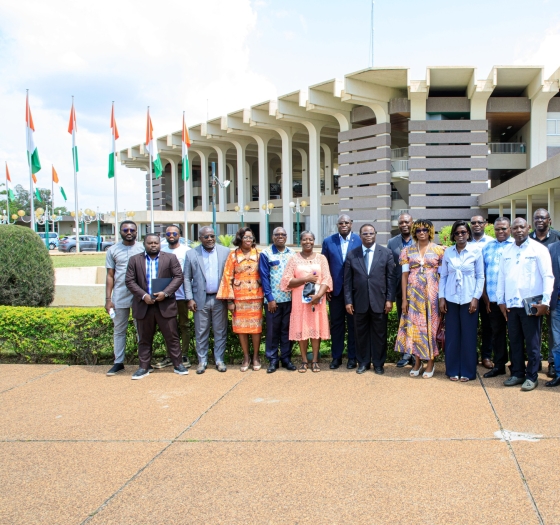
[497,218,554,391]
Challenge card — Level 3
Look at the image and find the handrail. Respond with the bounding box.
[391,160,409,172]
[391,147,409,159]
[488,143,526,154]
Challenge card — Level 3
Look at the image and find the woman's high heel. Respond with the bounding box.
[423,363,435,378]
[410,360,423,377]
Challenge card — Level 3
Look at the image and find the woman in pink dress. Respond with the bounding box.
[280,231,333,373]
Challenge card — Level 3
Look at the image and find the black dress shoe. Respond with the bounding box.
[356,364,370,374]
[483,367,506,378]
[329,358,342,369]
[545,375,560,387]
[281,361,297,371]
[547,364,556,378]
[267,362,279,374]
[374,366,385,375]
[346,359,357,369]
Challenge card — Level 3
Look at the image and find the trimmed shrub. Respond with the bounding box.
[0,225,54,306]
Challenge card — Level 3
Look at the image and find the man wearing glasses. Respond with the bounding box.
[155,224,191,369]
[105,221,145,376]
[321,214,362,369]
[183,226,231,373]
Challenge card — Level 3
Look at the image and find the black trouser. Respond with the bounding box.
[353,307,387,368]
[488,302,508,369]
[329,291,356,360]
[265,301,293,365]
[507,307,542,382]
[479,303,493,361]
[445,301,479,380]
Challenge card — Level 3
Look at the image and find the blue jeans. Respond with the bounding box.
[550,307,560,372]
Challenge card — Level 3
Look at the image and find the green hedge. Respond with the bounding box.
[0,306,547,365]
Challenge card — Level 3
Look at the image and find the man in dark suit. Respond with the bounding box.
[386,213,413,367]
[344,223,396,374]
[546,240,560,387]
[125,233,188,379]
[321,214,362,369]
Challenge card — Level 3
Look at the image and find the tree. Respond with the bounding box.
[11,184,53,215]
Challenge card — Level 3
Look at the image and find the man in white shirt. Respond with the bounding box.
[154,224,191,369]
[497,217,554,391]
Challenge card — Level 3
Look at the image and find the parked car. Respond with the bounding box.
[38,232,59,250]
[58,235,114,253]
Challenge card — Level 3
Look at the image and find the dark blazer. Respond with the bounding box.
[125,251,183,320]
[321,232,361,296]
[344,244,396,314]
[386,234,410,298]
[549,241,560,310]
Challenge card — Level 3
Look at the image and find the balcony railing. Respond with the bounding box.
[391,209,409,220]
[391,159,409,172]
[391,190,403,201]
[488,143,526,154]
[391,147,409,159]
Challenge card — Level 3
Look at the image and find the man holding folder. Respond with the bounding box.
[125,233,188,379]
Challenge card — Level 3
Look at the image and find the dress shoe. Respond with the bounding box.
[329,358,342,369]
[346,359,357,369]
[545,376,560,387]
[267,362,279,374]
[483,367,506,378]
[504,376,525,387]
[547,364,556,378]
[374,366,385,375]
[356,364,370,374]
[521,379,538,391]
[481,358,494,369]
[396,356,412,368]
[281,361,297,371]
[106,363,125,376]
[174,364,189,375]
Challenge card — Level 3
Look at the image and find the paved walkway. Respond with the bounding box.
[0,363,558,524]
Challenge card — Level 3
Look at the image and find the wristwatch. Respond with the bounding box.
[164,293,169,298]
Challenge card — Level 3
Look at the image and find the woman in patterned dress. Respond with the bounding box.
[217,227,264,372]
[394,220,446,378]
[280,231,333,373]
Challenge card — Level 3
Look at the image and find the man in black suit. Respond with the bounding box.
[546,240,560,387]
[125,233,189,380]
[344,223,396,374]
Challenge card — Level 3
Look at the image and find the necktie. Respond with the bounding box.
[365,248,371,273]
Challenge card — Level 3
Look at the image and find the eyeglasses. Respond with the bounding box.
[166,232,179,237]
[494,227,509,232]
[242,236,255,241]
[274,233,287,237]
[122,228,136,233]
[533,216,549,222]
[416,228,429,234]
[201,234,215,239]
[471,221,485,225]
[454,231,468,237]
[361,232,375,236]
[338,221,351,225]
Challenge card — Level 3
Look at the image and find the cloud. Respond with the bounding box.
[0,0,277,212]
[515,22,560,78]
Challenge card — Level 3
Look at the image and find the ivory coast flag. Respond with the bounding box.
[108,102,119,178]
[25,93,41,175]
[52,165,67,201]
[68,100,79,172]
[5,162,14,201]
[182,112,191,181]
[146,108,163,178]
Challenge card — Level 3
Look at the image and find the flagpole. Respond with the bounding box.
[26,90,35,232]
[72,96,80,251]
[112,102,119,236]
[148,106,155,232]
[183,111,188,240]
[5,162,9,221]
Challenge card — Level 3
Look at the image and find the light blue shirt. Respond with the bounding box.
[438,244,484,305]
[202,246,219,293]
[361,243,376,274]
[339,234,350,262]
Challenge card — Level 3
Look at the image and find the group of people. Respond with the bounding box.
[104,209,560,391]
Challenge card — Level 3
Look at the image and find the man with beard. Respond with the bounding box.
[105,221,145,376]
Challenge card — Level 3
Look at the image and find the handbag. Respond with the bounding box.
[302,282,320,311]
[436,314,445,352]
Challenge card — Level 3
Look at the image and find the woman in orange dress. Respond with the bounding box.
[280,231,333,373]
[217,227,264,372]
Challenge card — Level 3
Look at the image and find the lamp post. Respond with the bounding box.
[70,208,108,251]
[234,203,250,227]
[0,210,17,225]
[17,206,63,248]
[289,198,307,247]
[210,161,231,235]
[108,210,136,240]
[261,201,274,245]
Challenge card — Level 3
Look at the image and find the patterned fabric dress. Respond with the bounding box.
[395,243,446,359]
[217,248,264,334]
[280,252,333,341]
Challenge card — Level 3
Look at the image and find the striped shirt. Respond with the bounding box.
[145,252,160,295]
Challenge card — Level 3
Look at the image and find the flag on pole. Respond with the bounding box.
[146,109,163,178]
[35,188,42,202]
[52,166,67,201]
[25,94,41,174]
[5,163,14,201]
[68,101,79,173]
[182,113,191,181]
[108,103,119,178]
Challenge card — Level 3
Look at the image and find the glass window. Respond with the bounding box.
[547,119,559,135]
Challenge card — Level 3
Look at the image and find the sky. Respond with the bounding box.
[0,0,559,213]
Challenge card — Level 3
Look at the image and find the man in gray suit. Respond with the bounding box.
[184,226,231,374]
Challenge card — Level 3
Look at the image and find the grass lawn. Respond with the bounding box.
[51,254,107,268]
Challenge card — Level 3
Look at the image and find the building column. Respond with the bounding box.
[303,121,323,242]
[510,199,516,220]
[295,147,308,198]
[166,157,179,211]
[409,81,428,121]
[234,143,247,210]
[278,129,294,244]
[526,194,533,222]
[321,143,332,196]
[227,163,235,204]
[211,144,229,212]
[255,136,270,244]
[192,150,209,212]
[548,188,556,228]
[499,203,504,217]
[529,83,558,167]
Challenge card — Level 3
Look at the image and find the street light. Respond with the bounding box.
[234,204,251,227]
[0,210,17,225]
[210,161,231,235]
[289,198,308,247]
[70,208,105,251]
[34,206,63,249]
[261,201,274,245]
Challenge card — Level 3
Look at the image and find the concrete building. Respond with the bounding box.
[120,65,560,244]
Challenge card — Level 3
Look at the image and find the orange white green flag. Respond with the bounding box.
[5,162,14,201]
[146,108,163,178]
[182,112,191,181]
[25,93,41,175]
[52,166,67,201]
[108,102,119,178]
[68,99,79,173]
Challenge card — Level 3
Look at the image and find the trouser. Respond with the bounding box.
[479,302,493,361]
[542,313,554,364]
[353,307,387,368]
[507,307,542,382]
[488,302,508,369]
[136,305,182,370]
[113,307,137,364]
[395,288,411,360]
[177,300,190,356]
[265,301,293,364]
[444,301,478,380]
[329,291,356,360]
[550,307,560,373]
[194,293,228,365]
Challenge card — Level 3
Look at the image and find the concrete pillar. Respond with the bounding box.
[245,160,252,202]
[548,188,556,228]
[510,199,516,220]
[278,129,294,244]
[303,121,323,242]
[499,203,504,217]
[211,144,229,212]
[526,194,533,223]
[166,158,178,211]
[255,135,270,244]
[321,143,332,196]
[227,163,235,204]
[192,149,209,212]
[529,82,558,167]
[234,143,247,210]
[295,148,308,198]
[409,81,428,121]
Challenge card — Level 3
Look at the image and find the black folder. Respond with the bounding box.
[151,278,172,294]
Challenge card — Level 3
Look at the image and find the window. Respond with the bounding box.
[547,119,560,135]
